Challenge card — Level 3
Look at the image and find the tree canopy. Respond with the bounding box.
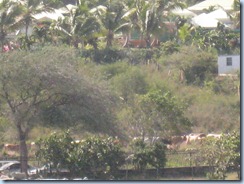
[0,46,121,174]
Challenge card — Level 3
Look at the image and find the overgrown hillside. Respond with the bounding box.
[0,45,240,144]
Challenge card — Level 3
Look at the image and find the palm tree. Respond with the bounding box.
[53,1,101,49]
[16,0,56,50]
[0,0,22,51]
[124,0,185,48]
[231,0,240,29]
[91,0,131,48]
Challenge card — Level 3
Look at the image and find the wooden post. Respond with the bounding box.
[126,161,128,180]
[190,152,194,180]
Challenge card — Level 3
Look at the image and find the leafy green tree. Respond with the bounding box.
[130,138,167,178]
[177,23,193,44]
[78,136,125,179]
[190,23,240,54]
[143,90,191,134]
[175,16,239,54]
[127,89,191,138]
[195,131,240,180]
[148,142,167,178]
[130,139,151,172]
[165,45,218,86]
[111,67,148,102]
[37,132,125,179]
[35,131,74,176]
[161,40,179,55]
[0,46,118,176]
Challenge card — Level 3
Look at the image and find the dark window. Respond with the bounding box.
[10,163,20,169]
[226,57,232,66]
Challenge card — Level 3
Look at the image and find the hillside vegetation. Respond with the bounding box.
[0,45,240,143]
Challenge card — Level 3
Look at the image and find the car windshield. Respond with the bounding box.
[0,162,34,171]
[0,161,19,167]
[0,162,19,170]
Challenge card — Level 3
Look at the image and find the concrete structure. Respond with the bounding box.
[218,55,240,76]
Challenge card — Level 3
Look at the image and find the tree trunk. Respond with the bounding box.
[122,35,129,48]
[0,27,6,52]
[17,123,29,178]
[150,37,159,47]
[25,20,32,50]
[106,30,114,48]
[145,33,151,48]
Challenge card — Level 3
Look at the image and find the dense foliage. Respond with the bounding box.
[194,131,240,180]
[0,44,240,143]
[129,139,167,173]
[36,131,125,179]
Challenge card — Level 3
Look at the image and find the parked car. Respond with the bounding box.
[38,163,69,174]
[0,160,19,167]
[36,163,71,179]
[38,164,70,174]
[0,162,38,175]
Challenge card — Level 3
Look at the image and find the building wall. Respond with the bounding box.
[218,55,240,76]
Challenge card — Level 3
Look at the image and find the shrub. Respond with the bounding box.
[130,139,167,172]
[81,48,160,65]
[110,67,149,102]
[204,76,240,95]
[162,45,218,86]
[36,132,125,179]
[81,48,124,63]
[160,40,179,55]
[194,131,240,180]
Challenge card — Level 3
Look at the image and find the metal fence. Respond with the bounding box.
[165,150,205,168]
[0,151,239,180]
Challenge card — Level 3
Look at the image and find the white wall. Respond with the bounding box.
[218,55,240,75]
[7,26,34,39]
[18,26,34,36]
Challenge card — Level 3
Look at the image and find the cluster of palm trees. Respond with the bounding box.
[0,0,187,51]
[0,0,240,52]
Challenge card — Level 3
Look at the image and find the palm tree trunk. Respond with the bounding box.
[122,35,129,48]
[25,20,31,50]
[0,27,5,52]
[145,33,151,48]
[106,30,114,48]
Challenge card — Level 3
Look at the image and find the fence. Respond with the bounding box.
[120,150,211,180]
[165,150,205,168]
[0,151,239,180]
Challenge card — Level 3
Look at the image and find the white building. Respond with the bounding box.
[187,0,235,14]
[218,55,240,76]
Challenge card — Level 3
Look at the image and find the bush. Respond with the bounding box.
[111,68,149,102]
[162,45,218,86]
[204,76,240,95]
[36,131,125,179]
[194,131,240,180]
[80,47,160,65]
[129,139,167,172]
[81,48,124,63]
[160,41,179,55]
